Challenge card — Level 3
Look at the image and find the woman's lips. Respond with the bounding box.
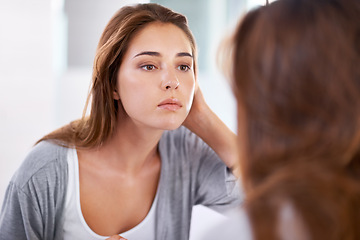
[158,98,182,111]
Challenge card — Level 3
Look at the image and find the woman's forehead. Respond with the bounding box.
[125,22,193,58]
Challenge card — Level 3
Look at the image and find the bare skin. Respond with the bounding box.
[77,127,161,236]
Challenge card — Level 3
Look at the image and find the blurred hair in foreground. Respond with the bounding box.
[228,0,360,239]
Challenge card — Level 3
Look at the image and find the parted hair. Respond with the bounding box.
[232,0,360,239]
[38,3,197,148]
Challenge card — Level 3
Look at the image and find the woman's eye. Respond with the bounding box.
[178,65,190,72]
[141,65,156,71]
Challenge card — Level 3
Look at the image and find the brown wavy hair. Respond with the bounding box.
[232,0,360,238]
[38,3,197,148]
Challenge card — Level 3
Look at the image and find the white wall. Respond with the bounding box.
[0,0,54,205]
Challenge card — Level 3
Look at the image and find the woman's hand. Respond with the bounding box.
[183,85,210,129]
[183,85,240,177]
[105,235,127,240]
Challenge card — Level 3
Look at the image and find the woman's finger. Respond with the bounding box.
[105,235,127,240]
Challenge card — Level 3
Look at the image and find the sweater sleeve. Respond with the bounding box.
[0,182,43,239]
[0,141,68,240]
[182,127,242,212]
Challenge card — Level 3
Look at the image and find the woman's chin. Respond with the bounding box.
[156,119,185,131]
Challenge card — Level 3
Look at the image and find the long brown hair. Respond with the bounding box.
[39,3,197,148]
[232,0,360,238]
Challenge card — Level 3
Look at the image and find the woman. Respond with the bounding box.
[205,0,360,239]
[0,3,240,240]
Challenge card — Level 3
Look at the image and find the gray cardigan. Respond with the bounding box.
[0,127,241,240]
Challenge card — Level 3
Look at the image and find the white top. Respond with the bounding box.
[63,148,158,240]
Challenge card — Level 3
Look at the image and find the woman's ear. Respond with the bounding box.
[113,89,120,100]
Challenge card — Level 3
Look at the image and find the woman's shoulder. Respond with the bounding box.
[159,126,221,170]
[1,141,70,238]
[161,126,208,151]
[11,140,69,189]
[162,126,193,140]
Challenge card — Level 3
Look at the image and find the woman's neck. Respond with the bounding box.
[79,120,164,175]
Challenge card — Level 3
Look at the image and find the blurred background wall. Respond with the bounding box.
[0,0,271,238]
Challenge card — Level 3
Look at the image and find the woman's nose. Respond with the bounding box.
[161,70,179,90]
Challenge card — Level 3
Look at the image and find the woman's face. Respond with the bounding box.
[116,22,195,130]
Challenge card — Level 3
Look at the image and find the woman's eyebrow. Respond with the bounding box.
[176,52,193,58]
[134,51,160,58]
[133,51,193,58]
